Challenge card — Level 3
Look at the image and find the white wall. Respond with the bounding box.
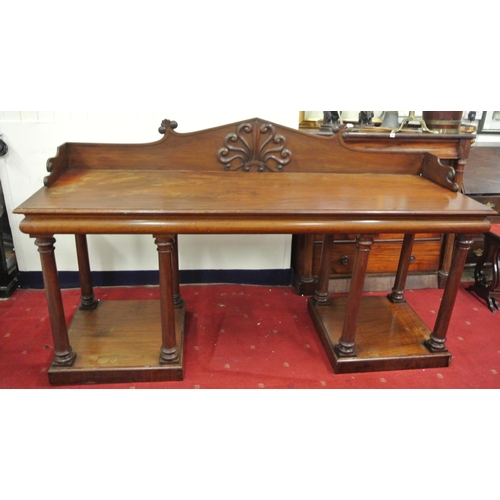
[0,111,297,273]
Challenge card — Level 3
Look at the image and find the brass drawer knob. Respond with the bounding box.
[340,255,350,266]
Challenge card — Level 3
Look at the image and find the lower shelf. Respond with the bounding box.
[308,295,452,374]
[48,300,185,385]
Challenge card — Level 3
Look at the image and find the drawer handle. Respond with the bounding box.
[410,255,416,262]
[486,202,495,209]
[474,248,484,257]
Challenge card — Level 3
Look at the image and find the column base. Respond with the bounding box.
[79,297,99,311]
[387,291,407,304]
[52,350,77,367]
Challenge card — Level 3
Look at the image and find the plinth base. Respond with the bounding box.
[308,296,451,374]
[48,300,185,385]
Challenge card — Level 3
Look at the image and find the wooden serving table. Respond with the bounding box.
[14,118,495,384]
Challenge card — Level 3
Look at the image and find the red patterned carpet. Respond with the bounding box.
[1,283,500,389]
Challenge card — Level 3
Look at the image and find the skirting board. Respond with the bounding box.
[328,273,439,294]
[18,269,295,290]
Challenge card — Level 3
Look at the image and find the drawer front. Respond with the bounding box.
[313,233,441,243]
[313,240,442,276]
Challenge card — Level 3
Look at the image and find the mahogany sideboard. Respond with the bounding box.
[14,118,494,384]
[292,129,476,295]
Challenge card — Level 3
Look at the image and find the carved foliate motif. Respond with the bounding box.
[217,120,292,172]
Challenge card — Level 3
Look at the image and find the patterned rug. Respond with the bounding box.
[1,283,500,389]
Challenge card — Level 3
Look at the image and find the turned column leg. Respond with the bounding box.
[75,234,99,310]
[335,234,375,357]
[172,235,184,309]
[425,234,473,352]
[296,234,316,293]
[438,233,456,289]
[388,233,416,303]
[35,237,76,366]
[155,235,180,364]
[313,234,335,305]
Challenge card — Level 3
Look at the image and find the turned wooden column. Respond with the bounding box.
[172,235,183,308]
[75,234,99,310]
[425,233,474,352]
[438,234,456,288]
[335,234,375,357]
[34,236,76,366]
[313,234,335,305]
[294,234,316,294]
[388,233,416,303]
[155,235,180,363]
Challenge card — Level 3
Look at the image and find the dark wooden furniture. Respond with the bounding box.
[14,118,494,383]
[1,138,18,298]
[468,224,500,312]
[0,181,18,298]
[292,130,477,295]
[462,147,500,266]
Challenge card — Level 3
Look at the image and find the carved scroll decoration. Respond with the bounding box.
[44,143,69,187]
[421,153,459,192]
[217,120,292,172]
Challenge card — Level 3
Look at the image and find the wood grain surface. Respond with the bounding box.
[16,170,492,216]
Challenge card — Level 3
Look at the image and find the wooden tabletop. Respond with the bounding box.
[15,170,494,236]
[16,169,492,215]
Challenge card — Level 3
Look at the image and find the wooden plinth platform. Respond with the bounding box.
[48,300,185,385]
[308,295,452,374]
